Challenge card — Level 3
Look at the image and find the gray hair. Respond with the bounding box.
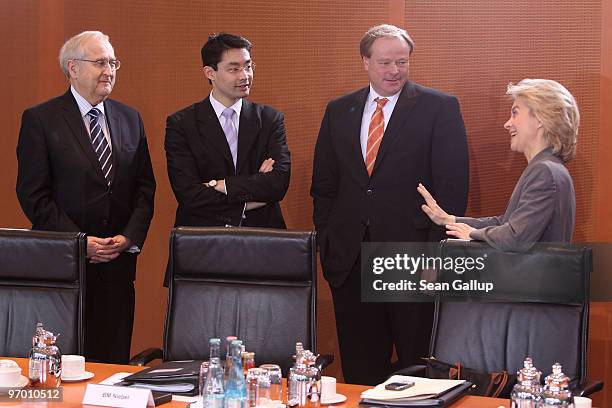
[59,31,112,78]
[360,24,415,58]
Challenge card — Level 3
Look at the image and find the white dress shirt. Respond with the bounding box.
[71,86,112,152]
[360,85,401,161]
[209,92,242,134]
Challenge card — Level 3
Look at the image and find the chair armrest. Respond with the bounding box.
[573,378,604,397]
[129,348,163,366]
[392,364,427,377]
[316,354,335,372]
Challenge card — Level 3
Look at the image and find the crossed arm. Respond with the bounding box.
[165,109,290,219]
[205,157,275,211]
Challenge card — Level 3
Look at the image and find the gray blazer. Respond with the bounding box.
[456,147,575,252]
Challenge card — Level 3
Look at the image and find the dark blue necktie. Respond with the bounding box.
[87,108,112,185]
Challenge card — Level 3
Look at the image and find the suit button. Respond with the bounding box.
[102,219,109,226]
[366,189,373,196]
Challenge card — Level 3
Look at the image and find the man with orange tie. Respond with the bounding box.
[311,24,469,385]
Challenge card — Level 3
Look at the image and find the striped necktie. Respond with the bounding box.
[87,108,112,185]
[365,97,388,176]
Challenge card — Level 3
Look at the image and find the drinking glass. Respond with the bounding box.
[259,364,283,406]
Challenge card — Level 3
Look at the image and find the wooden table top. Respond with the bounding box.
[2,358,510,407]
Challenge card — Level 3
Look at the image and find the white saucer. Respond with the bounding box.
[62,371,94,382]
[16,376,29,387]
[321,393,347,405]
[0,375,29,390]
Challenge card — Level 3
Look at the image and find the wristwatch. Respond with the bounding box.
[207,179,217,187]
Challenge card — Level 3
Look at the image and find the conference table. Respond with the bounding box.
[2,358,510,407]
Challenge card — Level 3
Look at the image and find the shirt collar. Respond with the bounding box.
[71,86,106,118]
[367,85,401,107]
[209,92,243,119]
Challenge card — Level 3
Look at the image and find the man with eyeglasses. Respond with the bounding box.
[16,31,155,364]
[311,24,469,384]
[164,33,290,237]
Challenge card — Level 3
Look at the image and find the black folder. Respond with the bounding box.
[121,360,203,396]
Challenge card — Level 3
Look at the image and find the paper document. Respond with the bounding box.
[128,382,195,393]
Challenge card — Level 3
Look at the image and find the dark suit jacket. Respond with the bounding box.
[16,89,156,281]
[458,147,575,252]
[311,82,470,287]
[165,97,290,228]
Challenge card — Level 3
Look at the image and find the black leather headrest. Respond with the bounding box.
[439,240,590,304]
[0,229,85,282]
[171,227,316,281]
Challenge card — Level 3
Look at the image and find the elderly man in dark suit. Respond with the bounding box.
[16,31,156,364]
[165,33,290,230]
[311,24,469,385]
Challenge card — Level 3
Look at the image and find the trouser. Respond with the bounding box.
[84,260,136,364]
[330,243,434,385]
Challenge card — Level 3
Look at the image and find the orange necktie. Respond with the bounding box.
[365,97,389,176]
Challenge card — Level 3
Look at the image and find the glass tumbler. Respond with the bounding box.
[259,364,283,407]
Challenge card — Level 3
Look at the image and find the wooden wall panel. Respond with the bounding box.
[1,0,610,398]
[405,0,600,243]
[404,1,609,404]
[592,0,612,406]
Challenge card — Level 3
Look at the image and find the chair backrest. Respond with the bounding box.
[0,228,86,357]
[165,227,317,374]
[430,240,590,384]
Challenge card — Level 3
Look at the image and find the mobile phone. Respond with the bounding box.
[385,381,415,391]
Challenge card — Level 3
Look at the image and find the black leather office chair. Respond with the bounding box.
[132,227,329,374]
[396,240,602,397]
[0,228,86,356]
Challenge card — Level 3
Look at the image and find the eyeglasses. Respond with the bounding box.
[219,62,255,75]
[74,58,121,70]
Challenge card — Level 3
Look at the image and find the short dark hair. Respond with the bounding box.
[201,33,253,69]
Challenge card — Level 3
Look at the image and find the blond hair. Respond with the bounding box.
[507,79,579,162]
[59,31,112,78]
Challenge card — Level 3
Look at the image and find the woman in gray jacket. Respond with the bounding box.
[418,78,579,252]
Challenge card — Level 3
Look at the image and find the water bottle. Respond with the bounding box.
[202,338,225,408]
[224,336,238,384]
[224,340,247,408]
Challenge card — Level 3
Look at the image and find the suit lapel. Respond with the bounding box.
[196,98,234,170]
[59,90,107,182]
[347,87,370,181]
[104,99,120,183]
[372,82,419,174]
[236,99,258,174]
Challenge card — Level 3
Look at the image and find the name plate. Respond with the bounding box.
[82,384,154,408]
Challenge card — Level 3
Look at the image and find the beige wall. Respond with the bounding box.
[1,0,611,405]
